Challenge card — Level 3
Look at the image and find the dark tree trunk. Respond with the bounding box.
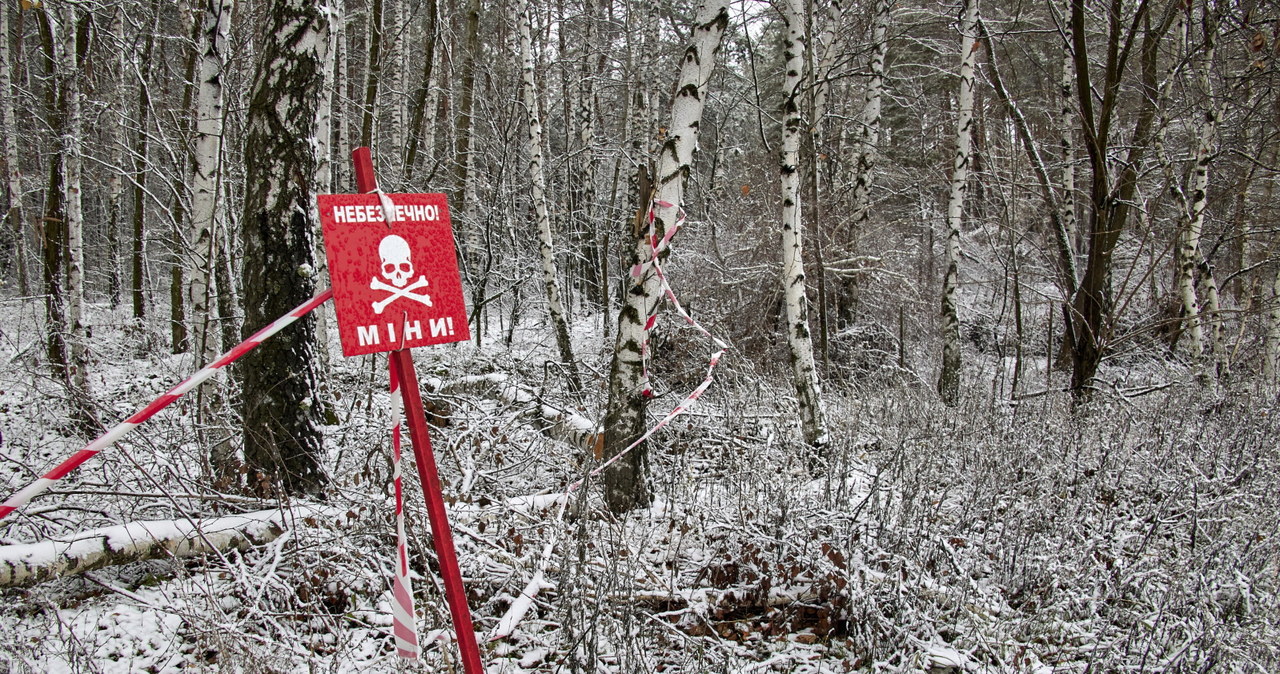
[238,0,331,497]
[37,9,68,382]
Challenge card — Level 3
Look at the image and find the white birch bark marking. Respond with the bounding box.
[188,0,232,368]
[0,506,342,588]
[850,0,888,230]
[604,0,730,511]
[57,7,88,395]
[1058,3,1080,286]
[938,0,979,406]
[516,0,582,393]
[0,3,25,294]
[779,0,828,449]
[1186,23,1224,377]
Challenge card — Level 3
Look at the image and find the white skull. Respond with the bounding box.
[379,235,414,288]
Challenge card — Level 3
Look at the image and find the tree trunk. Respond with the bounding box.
[0,2,27,296]
[360,0,382,149]
[837,0,887,328]
[516,0,583,394]
[0,506,341,588]
[456,0,483,343]
[58,6,91,419]
[188,0,231,372]
[937,0,979,407]
[779,0,829,452]
[403,0,438,180]
[1067,0,1172,398]
[131,0,163,323]
[1178,7,1224,380]
[602,0,730,513]
[37,9,68,383]
[238,0,331,498]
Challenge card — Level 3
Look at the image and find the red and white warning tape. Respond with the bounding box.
[387,356,420,659]
[0,289,335,522]
[634,200,728,398]
[491,200,729,641]
[574,199,727,489]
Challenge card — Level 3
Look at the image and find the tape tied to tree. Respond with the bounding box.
[490,199,730,642]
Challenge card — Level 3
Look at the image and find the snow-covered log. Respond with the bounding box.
[0,505,341,588]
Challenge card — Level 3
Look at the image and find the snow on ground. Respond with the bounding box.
[2,295,1279,672]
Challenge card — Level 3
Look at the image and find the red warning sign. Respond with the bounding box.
[318,192,471,357]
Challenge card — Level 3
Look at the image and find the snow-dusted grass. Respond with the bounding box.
[1,296,1277,672]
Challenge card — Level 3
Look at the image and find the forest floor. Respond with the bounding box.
[0,295,1278,673]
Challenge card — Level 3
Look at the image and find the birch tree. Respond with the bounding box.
[1176,2,1224,380]
[837,0,889,327]
[937,0,979,407]
[57,4,89,410]
[516,0,583,394]
[238,0,332,497]
[603,0,731,513]
[779,0,829,451]
[188,0,232,372]
[0,2,26,296]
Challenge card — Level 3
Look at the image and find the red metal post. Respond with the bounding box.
[352,147,484,673]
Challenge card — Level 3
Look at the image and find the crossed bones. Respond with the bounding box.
[371,276,433,314]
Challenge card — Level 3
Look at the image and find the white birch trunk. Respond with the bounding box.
[1190,24,1225,378]
[1178,17,1224,377]
[516,0,582,393]
[0,2,26,295]
[849,0,887,231]
[779,0,828,450]
[1058,5,1079,284]
[57,7,87,397]
[838,0,885,325]
[312,1,337,370]
[188,0,232,370]
[1267,255,1280,382]
[937,0,979,406]
[0,506,341,588]
[603,0,730,512]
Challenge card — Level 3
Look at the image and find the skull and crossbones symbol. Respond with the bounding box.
[371,235,432,314]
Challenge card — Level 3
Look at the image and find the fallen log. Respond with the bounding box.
[0,505,342,588]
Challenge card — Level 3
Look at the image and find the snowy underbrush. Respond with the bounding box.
[1,302,1278,672]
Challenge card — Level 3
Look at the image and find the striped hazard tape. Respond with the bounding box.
[0,289,335,521]
[387,356,420,659]
[491,199,730,641]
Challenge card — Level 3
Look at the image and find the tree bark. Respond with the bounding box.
[360,0,383,149]
[188,0,232,373]
[602,0,730,512]
[131,0,163,322]
[516,0,583,394]
[779,0,829,451]
[0,2,26,296]
[0,506,341,588]
[1177,5,1224,380]
[1067,0,1174,397]
[37,9,68,384]
[837,0,886,328]
[937,0,979,407]
[403,0,438,180]
[238,0,332,497]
